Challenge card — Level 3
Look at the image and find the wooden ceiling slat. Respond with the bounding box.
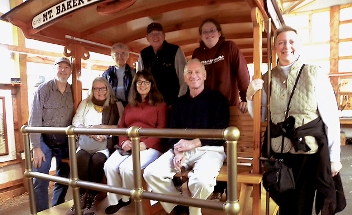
[81,0,240,37]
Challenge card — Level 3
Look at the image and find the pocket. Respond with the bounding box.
[43,103,59,126]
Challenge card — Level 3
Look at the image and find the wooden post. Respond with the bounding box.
[251,7,264,215]
[330,5,340,92]
[65,44,87,110]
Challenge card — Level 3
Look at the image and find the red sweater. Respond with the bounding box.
[118,101,168,152]
[192,37,250,106]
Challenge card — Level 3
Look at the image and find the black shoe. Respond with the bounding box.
[170,205,189,215]
[105,199,131,214]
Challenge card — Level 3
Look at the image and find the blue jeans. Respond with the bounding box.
[33,137,70,212]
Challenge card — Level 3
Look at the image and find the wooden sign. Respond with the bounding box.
[32,0,103,29]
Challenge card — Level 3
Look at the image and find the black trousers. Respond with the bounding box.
[274,153,319,215]
[76,149,107,195]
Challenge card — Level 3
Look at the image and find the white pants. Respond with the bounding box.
[143,147,225,215]
[104,148,161,205]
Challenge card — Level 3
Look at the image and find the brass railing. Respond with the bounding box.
[21,125,240,215]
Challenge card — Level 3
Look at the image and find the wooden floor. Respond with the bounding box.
[2,144,352,215]
[35,185,279,215]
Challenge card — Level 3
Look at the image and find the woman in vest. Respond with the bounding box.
[246,26,344,215]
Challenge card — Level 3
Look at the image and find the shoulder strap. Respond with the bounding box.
[284,64,305,119]
[280,64,305,153]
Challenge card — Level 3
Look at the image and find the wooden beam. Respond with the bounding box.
[11,0,28,154]
[0,178,23,190]
[118,15,253,44]
[330,5,340,75]
[251,6,265,215]
[81,0,238,37]
[1,43,64,58]
[71,44,84,110]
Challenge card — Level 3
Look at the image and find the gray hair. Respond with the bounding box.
[183,58,206,74]
[111,43,129,52]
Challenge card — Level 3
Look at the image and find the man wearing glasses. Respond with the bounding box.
[103,43,136,106]
[137,22,187,106]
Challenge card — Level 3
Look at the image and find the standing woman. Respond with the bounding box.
[104,70,168,214]
[192,18,250,111]
[192,18,250,200]
[70,77,122,215]
[247,26,344,215]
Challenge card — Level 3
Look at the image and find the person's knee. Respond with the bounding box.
[119,164,133,177]
[189,175,214,193]
[91,153,107,166]
[104,159,117,174]
[143,165,154,182]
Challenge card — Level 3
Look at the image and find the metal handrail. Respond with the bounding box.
[21,125,240,215]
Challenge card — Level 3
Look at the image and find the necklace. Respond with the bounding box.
[93,104,104,113]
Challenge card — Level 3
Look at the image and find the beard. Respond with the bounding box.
[56,76,68,83]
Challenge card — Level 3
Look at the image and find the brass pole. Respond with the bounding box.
[21,125,37,215]
[223,127,241,215]
[128,126,144,215]
[67,125,82,214]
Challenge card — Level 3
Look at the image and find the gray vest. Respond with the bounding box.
[269,63,320,154]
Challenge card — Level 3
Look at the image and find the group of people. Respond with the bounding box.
[28,18,343,215]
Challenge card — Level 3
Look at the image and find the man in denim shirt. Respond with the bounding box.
[103,43,135,106]
[29,57,74,212]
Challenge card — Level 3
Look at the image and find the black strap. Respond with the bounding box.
[280,64,305,153]
[284,64,305,119]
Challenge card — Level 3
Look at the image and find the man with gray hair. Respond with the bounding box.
[143,59,229,215]
[103,43,136,106]
[29,57,74,212]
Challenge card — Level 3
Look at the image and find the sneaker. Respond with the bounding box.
[208,192,222,201]
[105,199,132,214]
[83,194,98,215]
[66,193,87,215]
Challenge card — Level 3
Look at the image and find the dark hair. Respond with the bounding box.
[128,70,164,106]
[274,25,298,44]
[198,18,222,35]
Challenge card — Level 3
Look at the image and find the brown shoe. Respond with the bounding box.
[208,192,222,201]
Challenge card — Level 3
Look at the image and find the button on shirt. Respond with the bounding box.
[29,79,74,148]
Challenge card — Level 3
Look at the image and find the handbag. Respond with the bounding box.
[262,65,305,201]
[78,135,107,154]
[262,158,295,193]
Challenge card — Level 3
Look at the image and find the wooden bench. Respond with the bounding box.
[143,107,266,215]
[63,107,266,214]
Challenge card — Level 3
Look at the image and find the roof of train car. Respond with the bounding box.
[0,0,285,63]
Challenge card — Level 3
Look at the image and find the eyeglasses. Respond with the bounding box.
[201,28,218,35]
[136,81,151,86]
[93,87,107,92]
[112,52,128,58]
